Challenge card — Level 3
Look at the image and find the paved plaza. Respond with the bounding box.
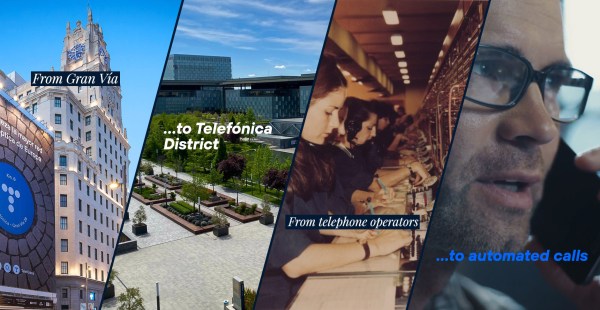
[102,164,278,309]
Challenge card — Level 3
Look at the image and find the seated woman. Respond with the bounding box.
[255,55,412,310]
[371,101,408,153]
[333,97,431,207]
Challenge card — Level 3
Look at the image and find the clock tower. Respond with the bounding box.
[60,7,123,128]
[61,8,110,72]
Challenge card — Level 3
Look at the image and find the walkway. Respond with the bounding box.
[103,162,278,309]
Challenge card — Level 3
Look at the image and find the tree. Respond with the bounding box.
[223,115,241,143]
[133,206,147,226]
[208,168,222,192]
[212,137,227,168]
[262,168,288,191]
[244,108,257,140]
[139,162,154,176]
[251,146,272,192]
[180,174,205,209]
[217,154,247,182]
[117,287,145,310]
[244,287,257,310]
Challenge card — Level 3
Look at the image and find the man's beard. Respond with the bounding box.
[427,145,546,254]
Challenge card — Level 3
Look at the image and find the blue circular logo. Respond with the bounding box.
[0,162,34,235]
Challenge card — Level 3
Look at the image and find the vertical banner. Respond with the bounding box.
[0,92,55,308]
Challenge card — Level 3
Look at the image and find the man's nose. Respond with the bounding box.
[497,83,558,146]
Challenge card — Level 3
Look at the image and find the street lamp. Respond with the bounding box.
[109,181,120,190]
[84,263,91,310]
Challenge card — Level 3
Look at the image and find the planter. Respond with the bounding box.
[259,213,274,225]
[131,191,175,205]
[132,223,148,236]
[219,206,263,223]
[145,175,186,190]
[213,225,229,237]
[103,284,115,299]
[150,204,221,235]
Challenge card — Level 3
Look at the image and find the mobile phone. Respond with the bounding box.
[531,138,600,284]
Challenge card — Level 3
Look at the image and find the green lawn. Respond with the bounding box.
[169,201,196,215]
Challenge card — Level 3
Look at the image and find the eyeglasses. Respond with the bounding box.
[465,45,594,123]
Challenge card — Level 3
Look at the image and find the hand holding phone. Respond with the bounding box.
[531,139,600,284]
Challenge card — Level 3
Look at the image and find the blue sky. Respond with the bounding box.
[0,0,181,184]
[172,0,334,78]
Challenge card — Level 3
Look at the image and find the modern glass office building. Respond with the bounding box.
[155,55,314,119]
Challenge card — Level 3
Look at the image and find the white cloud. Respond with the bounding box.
[237,46,257,50]
[274,65,286,69]
[248,74,256,77]
[266,37,324,53]
[282,19,329,38]
[208,0,298,15]
[177,25,258,45]
[183,4,240,18]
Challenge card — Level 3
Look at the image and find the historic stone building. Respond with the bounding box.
[3,9,129,310]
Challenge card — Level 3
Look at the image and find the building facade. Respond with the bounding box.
[4,9,129,310]
[155,55,314,119]
[163,54,232,81]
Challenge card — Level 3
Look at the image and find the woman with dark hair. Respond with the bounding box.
[255,55,411,309]
[333,97,432,206]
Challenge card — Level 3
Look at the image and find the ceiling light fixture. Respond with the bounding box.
[397,61,407,68]
[395,51,406,58]
[391,34,403,45]
[402,75,410,80]
[400,68,408,74]
[403,80,410,85]
[382,10,399,25]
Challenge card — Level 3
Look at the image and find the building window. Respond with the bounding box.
[61,239,68,252]
[85,131,91,141]
[86,147,92,157]
[60,174,67,185]
[79,220,82,233]
[61,288,68,298]
[70,103,74,114]
[60,194,67,207]
[70,120,73,130]
[55,97,61,107]
[59,155,67,167]
[79,242,82,255]
[80,264,83,277]
[55,114,62,124]
[85,116,91,126]
[60,216,68,230]
[61,262,68,274]
[55,131,62,140]
[78,160,82,172]
[32,103,38,114]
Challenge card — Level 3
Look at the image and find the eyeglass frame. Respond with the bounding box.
[465,44,594,123]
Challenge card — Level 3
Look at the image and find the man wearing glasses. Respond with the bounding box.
[409,0,600,309]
